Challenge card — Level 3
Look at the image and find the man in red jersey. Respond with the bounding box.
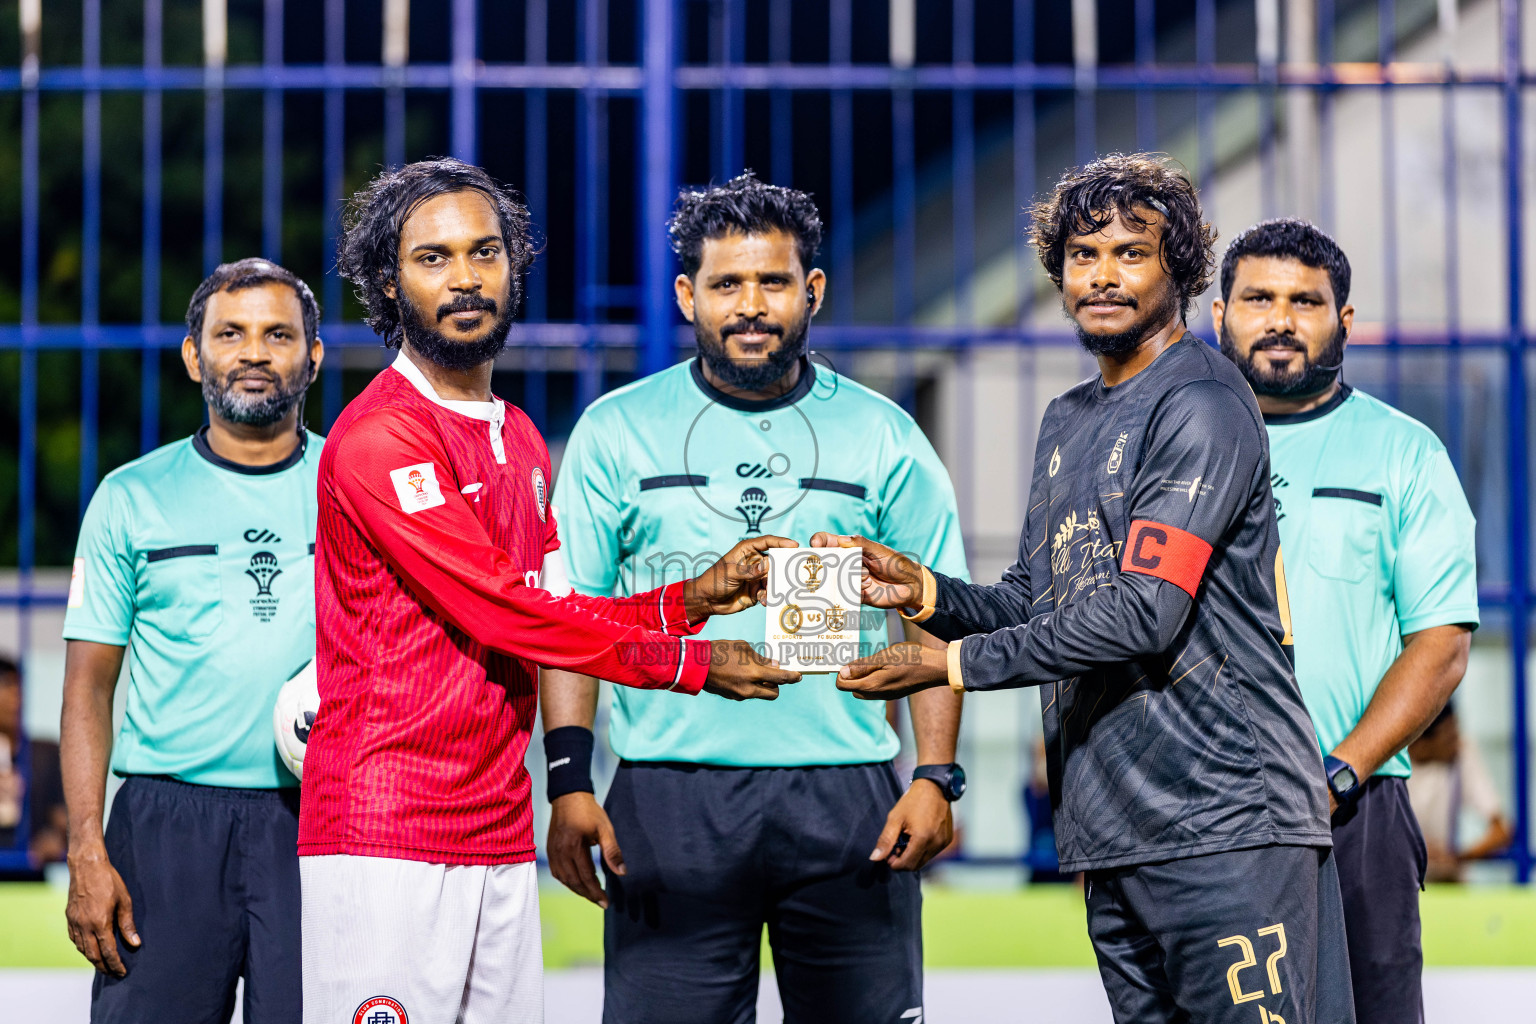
[300,159,798,1024]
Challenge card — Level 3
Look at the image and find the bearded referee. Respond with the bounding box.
[302,159,797,1024]
[828,155,1353,1024]
[543,173,968,1024]
[1215,219,1477,1024]
[60,259,324,1023]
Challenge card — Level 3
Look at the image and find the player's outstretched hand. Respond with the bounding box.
[547,792,624,909]
[685,535,799,619]
[836,641,950,700]
[809,533,926,610]
[705,640,802,700]
[65,843,140,976]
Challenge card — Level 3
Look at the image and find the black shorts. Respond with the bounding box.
[1332,776,1428,1024]
[92,775,302,1024]
[1087,844,1355,1024]
[601,761,923,1024]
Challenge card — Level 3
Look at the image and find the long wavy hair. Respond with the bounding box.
[1030,153,1216,322]
[338,158,537,348]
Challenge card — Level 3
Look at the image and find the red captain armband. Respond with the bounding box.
[1120,520,1213,598]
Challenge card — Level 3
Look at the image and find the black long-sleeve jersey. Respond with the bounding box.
[922,334,1331,872]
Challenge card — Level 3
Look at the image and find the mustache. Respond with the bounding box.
[436,294,498,320]
[1078,291,1137,310]
[720,319,784,339]
[1250,334,1308,353]
[223,366,279,386]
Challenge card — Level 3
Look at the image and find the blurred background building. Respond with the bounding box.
[0,0,1533,889]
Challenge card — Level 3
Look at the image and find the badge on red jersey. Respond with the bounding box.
[531,466,548,522]
[390,462,445,514]
[353,996,408,1024]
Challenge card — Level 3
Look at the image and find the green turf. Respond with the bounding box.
[7,883,1535,970]
[0,885,86,968]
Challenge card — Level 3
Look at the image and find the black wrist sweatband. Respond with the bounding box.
[544,726,596,801]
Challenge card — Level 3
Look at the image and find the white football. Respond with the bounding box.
[273,659,319,781]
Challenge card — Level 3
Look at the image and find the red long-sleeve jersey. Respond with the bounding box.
[299,356,711,864]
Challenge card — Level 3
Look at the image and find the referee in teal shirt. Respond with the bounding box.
[60,259,324,1023]
[1215,220,1478,1024]
[541,174,969,1024]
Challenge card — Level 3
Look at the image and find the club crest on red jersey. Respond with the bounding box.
[531,466,548,522]
[353,996,408,1024]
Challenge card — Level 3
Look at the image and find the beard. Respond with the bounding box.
[1221,320,1346,398]
[695,307,811,392]
[1067,285,1181,358]
[200,356,311,427]
[399,289,515,372]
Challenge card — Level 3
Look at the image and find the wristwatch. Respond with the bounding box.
[1323,755,1361,807]
[912,763,967,802]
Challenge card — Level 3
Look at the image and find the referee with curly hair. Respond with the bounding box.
[543,172,970,1024]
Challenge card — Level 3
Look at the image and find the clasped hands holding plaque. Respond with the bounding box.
[691,533,951,701]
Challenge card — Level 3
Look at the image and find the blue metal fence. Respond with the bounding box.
[1,0,1530,879]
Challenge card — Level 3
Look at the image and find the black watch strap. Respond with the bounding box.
[1323,754,1361,806]
[911,762,966,802]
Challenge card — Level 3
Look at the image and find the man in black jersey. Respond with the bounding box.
[815,154,1354,1024]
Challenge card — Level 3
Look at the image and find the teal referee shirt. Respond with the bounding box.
[554,358,970,767]
[63,428,323,789]
[1265,385,1479,778]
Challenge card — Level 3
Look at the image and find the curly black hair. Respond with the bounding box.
[1030,153,1216,322]
[185,258,320,347]
[338,158,536,347]
[1220,218,1351,309]
[668,171,823,279]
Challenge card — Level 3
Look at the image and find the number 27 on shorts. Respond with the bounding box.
[1217,923,1288,1023]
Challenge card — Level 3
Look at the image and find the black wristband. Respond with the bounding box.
[544,726,596,802]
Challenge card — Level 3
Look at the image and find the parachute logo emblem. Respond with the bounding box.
[736,487,772,534]
[245,551,282,597]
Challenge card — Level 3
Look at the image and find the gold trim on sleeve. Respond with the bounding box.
[901,566,938,623]
[946,638,966,693]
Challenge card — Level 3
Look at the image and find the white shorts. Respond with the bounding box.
[301,854,543,1024]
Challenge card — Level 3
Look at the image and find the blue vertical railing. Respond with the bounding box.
[639,0,675,379]
[262,0,283,263]
[0,0,1530,876]
[139,0,163,458]
[79,0,101,519]
[1500,0,1530,885]
[321,0,346,426]
[828,2,855,323]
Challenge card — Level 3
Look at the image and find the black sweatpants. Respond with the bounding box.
[601,761,923,1024]
[1331,776,1428,1024]
[1087,844,1355,1024]
[92,775,302,1024]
